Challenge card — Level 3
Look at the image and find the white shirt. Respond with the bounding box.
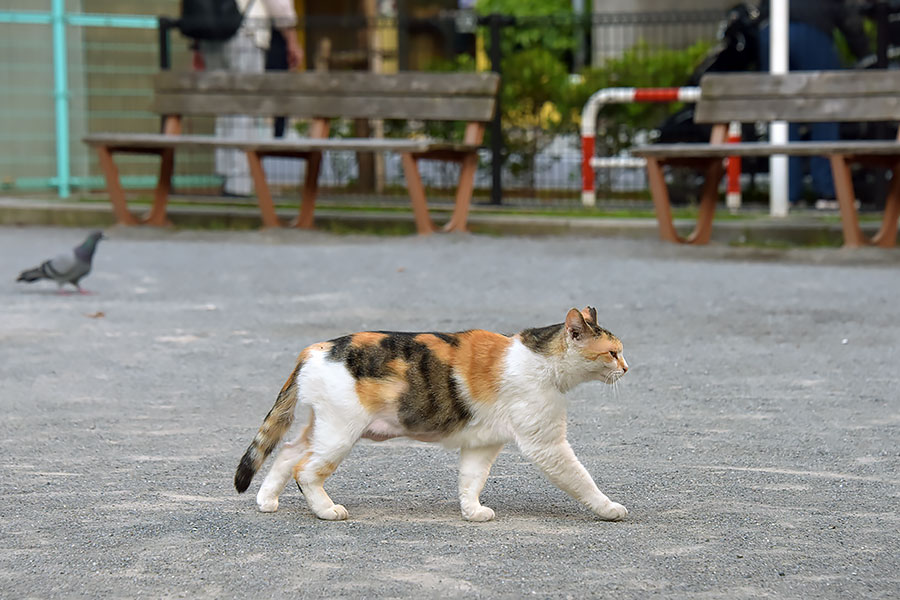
[238,0,298,49]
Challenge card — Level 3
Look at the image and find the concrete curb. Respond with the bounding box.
[0,197,883,246]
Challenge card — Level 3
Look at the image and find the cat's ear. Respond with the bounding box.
[580,306,597,324]
[565,308,588,341]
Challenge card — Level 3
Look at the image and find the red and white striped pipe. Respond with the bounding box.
[725,120,742,210]
[580,86,701,207]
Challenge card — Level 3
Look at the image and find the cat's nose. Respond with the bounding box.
[621,363,628,373]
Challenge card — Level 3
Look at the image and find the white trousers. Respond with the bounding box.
[199,30,266,196]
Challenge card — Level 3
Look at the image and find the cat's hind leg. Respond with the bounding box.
[256,408,315,512]
[458,444,504,522]
[293,415,365,521]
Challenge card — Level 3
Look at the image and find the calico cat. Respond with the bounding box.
[234,307,629,522]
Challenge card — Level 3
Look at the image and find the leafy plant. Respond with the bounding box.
[472,4,714,187]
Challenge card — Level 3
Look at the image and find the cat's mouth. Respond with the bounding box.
[602,370,625,384]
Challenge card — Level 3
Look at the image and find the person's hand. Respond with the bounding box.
[281,29,304,70]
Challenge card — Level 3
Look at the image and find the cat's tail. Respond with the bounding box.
[234,355,306,493]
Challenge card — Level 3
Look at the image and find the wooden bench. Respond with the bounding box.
[631,71,900,247]
[83,71,500,234]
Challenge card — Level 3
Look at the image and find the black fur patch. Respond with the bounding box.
[520,323,564,356]
[327,335,352,360]
[328,331,472,434]
[234,450,256,493]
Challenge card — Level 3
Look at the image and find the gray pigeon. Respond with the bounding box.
[16,231,106,294]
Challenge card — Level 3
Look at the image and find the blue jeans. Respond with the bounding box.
[759,23,841,202]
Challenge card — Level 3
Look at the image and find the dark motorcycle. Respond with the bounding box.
[656,3,761,147]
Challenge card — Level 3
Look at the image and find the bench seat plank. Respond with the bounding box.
[700,71,900,99]
[84,133,478,155]
[633,140,900,159]
[155,70,500,97]
[152,93,498,122]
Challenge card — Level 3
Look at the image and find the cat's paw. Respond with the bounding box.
[596,501,628,521]
[316,504,349,521]
[463,505,496,522]
[257,495,279,513]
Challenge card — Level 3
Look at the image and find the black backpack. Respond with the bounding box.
[178,0,248,41]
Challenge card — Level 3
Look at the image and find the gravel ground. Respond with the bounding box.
[1,226,898,599]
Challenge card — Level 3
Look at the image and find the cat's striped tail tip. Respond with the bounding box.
[234,453,256,493]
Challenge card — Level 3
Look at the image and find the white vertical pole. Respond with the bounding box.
[769,0,789,216]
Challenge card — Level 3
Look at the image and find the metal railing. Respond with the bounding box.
[0,2,159,197]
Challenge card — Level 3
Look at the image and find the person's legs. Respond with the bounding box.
[198,40,227,70]
[265,29,288,138]
[790,23,841,200]
[808,122,839,199]
[200,32,265,196]
[759,23,842,203]
[787,123,805,203]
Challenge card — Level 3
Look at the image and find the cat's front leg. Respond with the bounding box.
[458,444,504,522]
[516,435,627,521]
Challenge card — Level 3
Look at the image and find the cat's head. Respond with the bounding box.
[564,307,628,384]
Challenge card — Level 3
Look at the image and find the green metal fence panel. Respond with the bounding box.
[0,1,190,198]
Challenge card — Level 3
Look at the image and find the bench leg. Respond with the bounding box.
[95,146,139,226]
[246,150,283,228]
[872,161,900,248]
[401,152,437,235]
[295,152,321,229]
[145,148,174,226]
[646,157,682,243]
[646,157,722,244]
[688,159,725,245]
[830,155,867,248]
[443,153,478,233]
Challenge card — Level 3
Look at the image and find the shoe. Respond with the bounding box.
[814,199,839,210]
[814,198,860,210]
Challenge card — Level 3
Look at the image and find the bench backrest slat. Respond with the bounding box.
[695,70,900,124]
[152,71,500,122]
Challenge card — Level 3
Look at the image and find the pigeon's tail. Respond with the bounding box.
[234,354,307,493]
[16,266,45,283]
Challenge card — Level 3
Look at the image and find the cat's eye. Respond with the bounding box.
[609,351,618,359]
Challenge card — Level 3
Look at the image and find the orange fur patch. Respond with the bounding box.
[579,336,622,362]
[356,358,409,412]
[414,334,455,362]
[387,358,409,377]
[292,452,312,481]
[299,410,315,445]
[350,332,388,347]
[291,410,316,481]
[316,461,339,479]
[455,330,512,403]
